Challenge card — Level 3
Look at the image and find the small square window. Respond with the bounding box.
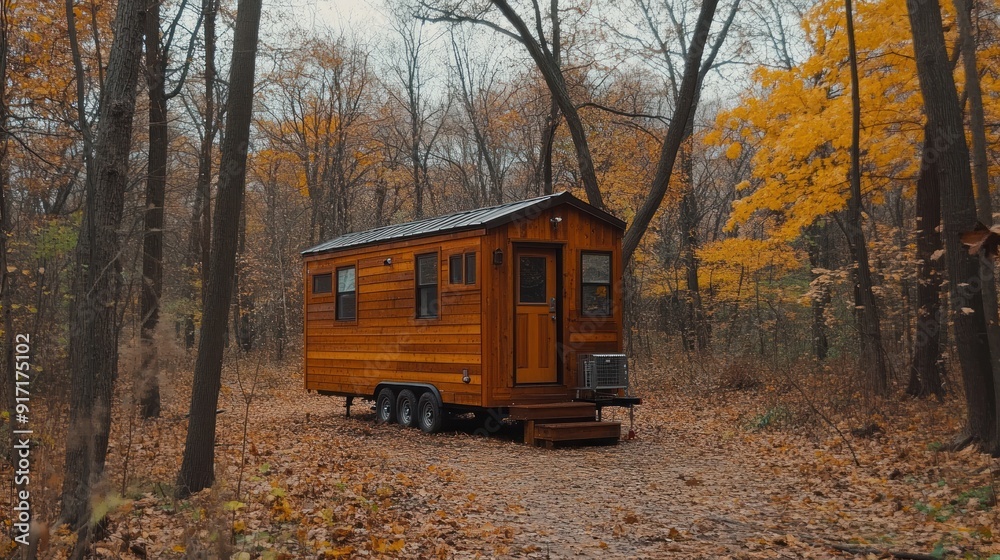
[312,273,332,295]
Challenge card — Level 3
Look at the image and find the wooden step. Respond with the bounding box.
[532,421,621,448]
[508,402,596,421]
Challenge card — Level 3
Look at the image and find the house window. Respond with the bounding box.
[449,252,477,285]
[581,252,611,317]
[449,254,463,284]
[465,253,476,285]
[312,273,332,295]
[416,254,439,318]
[336,267,356,320]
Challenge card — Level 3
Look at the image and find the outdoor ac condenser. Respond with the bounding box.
[578,353,629,392]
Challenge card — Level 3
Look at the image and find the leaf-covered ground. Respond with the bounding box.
[3,359,999,559]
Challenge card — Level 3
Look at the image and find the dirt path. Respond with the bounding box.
[282,393,827,559]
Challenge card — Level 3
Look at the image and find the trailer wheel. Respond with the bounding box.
[396,389,417,427]
[375,388,395,424]
[417,392,442,433]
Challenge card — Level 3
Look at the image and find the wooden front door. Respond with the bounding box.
[515,248,558,384]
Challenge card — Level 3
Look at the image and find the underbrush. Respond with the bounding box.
[635,340,1000,558]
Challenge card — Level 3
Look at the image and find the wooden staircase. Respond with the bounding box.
[508,402,621,448]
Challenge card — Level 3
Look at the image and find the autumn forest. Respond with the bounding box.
[2,0,1000,557]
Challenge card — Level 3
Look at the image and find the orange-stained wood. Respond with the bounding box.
[514,248,558,384]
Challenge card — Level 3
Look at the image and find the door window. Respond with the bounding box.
[518,256,547,303]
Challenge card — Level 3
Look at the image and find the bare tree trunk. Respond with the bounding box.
[909,125,945,399]
[0,0,13,462]
[844,0,888,397]
[138,0,166,418]
[176,0,262,496]
[539,98,558,195]
[183,0,216,348]
[411,120,423,219]
[907,0,998,453]
[955,0,1000,446]
[539,0,560,196]
[679,135,709,350]
[59,0,145,552]
[195,0,216,303]
[806,220,831,361]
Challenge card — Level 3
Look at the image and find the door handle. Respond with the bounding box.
[549,297,556,312]
[551,314,556,321]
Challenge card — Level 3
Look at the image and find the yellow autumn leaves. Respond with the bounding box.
[698,0,1000,302]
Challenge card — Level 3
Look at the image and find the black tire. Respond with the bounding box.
[375,387,395,424]
[396,389,417,427]
[417,392,442,433]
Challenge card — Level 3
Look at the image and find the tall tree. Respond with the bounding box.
[191,0,217,306]
[139,0,199,418]
[906,0,998,453]
[0,0,12,461]
[908,123,944,399]
[59,0,146,553]
[954,0,1000,436]
[176,0,263,496]
[538,0,560,196]
[844,0,888,396]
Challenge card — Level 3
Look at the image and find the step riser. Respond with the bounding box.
[508,402,596,421]
[535,426,621,441]
[525,420,621,446]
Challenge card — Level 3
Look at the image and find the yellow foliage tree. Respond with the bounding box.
[707,0,932,242]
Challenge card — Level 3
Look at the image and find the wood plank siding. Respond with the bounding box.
[303,230,485,406]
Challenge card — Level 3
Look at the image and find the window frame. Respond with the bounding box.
[335,266,357,321]
[311,272,333,296]
[415,252,440,319]
[580,251,613,318]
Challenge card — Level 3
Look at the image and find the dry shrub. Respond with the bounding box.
[717,358,765,391]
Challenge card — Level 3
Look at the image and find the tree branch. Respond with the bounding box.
[577,101,669,124]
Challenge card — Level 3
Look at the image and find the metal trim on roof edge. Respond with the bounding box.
[301,192,626,256]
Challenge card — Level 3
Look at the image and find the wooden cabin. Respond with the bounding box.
[302,192,637,444]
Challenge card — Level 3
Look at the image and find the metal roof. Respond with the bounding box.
[301,191,626,256]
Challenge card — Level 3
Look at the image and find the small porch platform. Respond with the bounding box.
[508,402,621,447]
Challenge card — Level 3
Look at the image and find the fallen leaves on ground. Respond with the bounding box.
[1,360,998,559]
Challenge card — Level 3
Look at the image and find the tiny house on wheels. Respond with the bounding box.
[301,192,640,447]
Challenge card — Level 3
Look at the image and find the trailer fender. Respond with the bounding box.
[374,382,443,408]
